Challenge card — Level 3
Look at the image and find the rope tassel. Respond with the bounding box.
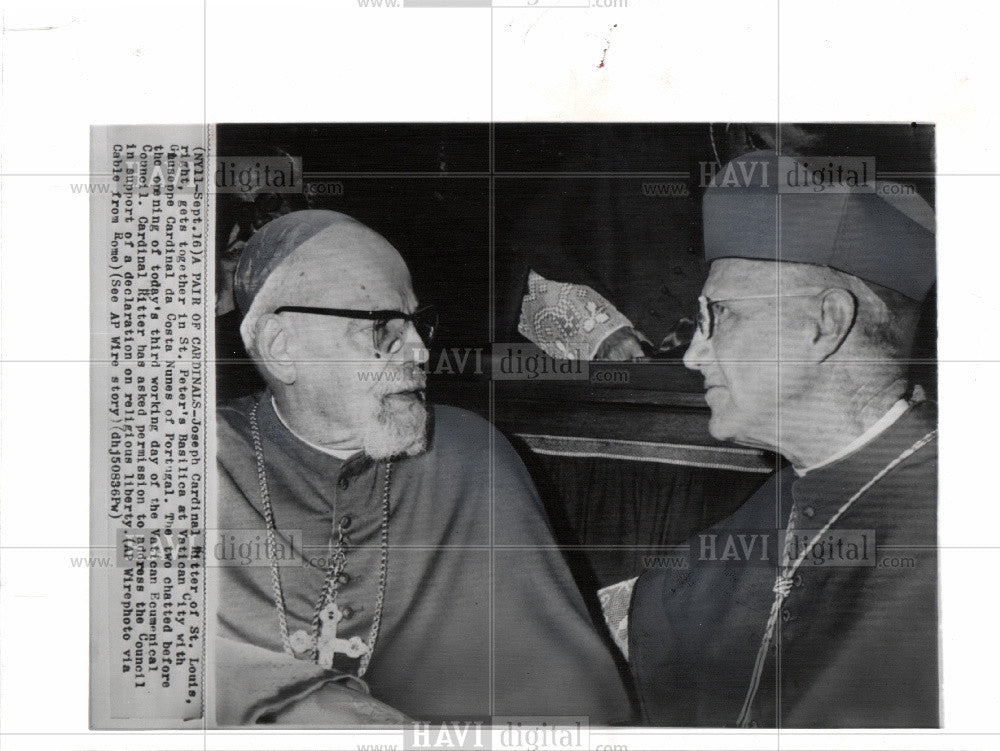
[735,429,937,727]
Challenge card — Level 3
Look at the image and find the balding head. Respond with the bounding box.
[236,210,428,460]
[234,210,396,313]
[287,219,413,311]
[237,211,415,352]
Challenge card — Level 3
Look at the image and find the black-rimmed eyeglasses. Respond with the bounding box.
[274,305,438,358]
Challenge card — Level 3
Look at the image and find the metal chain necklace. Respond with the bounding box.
[735,428,938,727]
[249,400,390,677]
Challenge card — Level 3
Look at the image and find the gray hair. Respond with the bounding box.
[781,262,921,360]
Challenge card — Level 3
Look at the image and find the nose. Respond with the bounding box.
[400,321,430,365]
[683,329,711,372]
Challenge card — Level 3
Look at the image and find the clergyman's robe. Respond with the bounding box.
[629,400,939,727]
[215,392,634,725]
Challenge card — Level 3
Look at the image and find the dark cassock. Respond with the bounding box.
[215,393,634,725]
[629,398,938,727]
[628,149,939,728]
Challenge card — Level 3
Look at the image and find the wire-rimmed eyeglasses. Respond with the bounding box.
[695,292,825,340]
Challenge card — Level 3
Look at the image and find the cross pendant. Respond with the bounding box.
[316,601,370,669]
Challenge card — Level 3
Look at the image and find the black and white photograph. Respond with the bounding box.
[3,3,999,751]
[209,123,938,727]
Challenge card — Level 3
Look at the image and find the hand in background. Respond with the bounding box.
[594,328,646,361]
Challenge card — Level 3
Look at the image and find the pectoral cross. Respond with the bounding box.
[315,602,370,670]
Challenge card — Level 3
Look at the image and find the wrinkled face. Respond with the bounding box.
[683,259,820,450]
[280,236,430,459]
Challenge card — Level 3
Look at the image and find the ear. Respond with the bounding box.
[813,288,857,361]
[255,314,297,385]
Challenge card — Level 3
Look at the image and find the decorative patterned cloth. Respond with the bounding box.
[517,270,640,359]
[598,577,639,660]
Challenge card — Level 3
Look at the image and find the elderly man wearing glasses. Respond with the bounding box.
[628,151,938,728]
[215,210,632,725]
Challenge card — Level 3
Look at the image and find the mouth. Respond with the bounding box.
[381,388,426,404]
[702,384,726,401]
